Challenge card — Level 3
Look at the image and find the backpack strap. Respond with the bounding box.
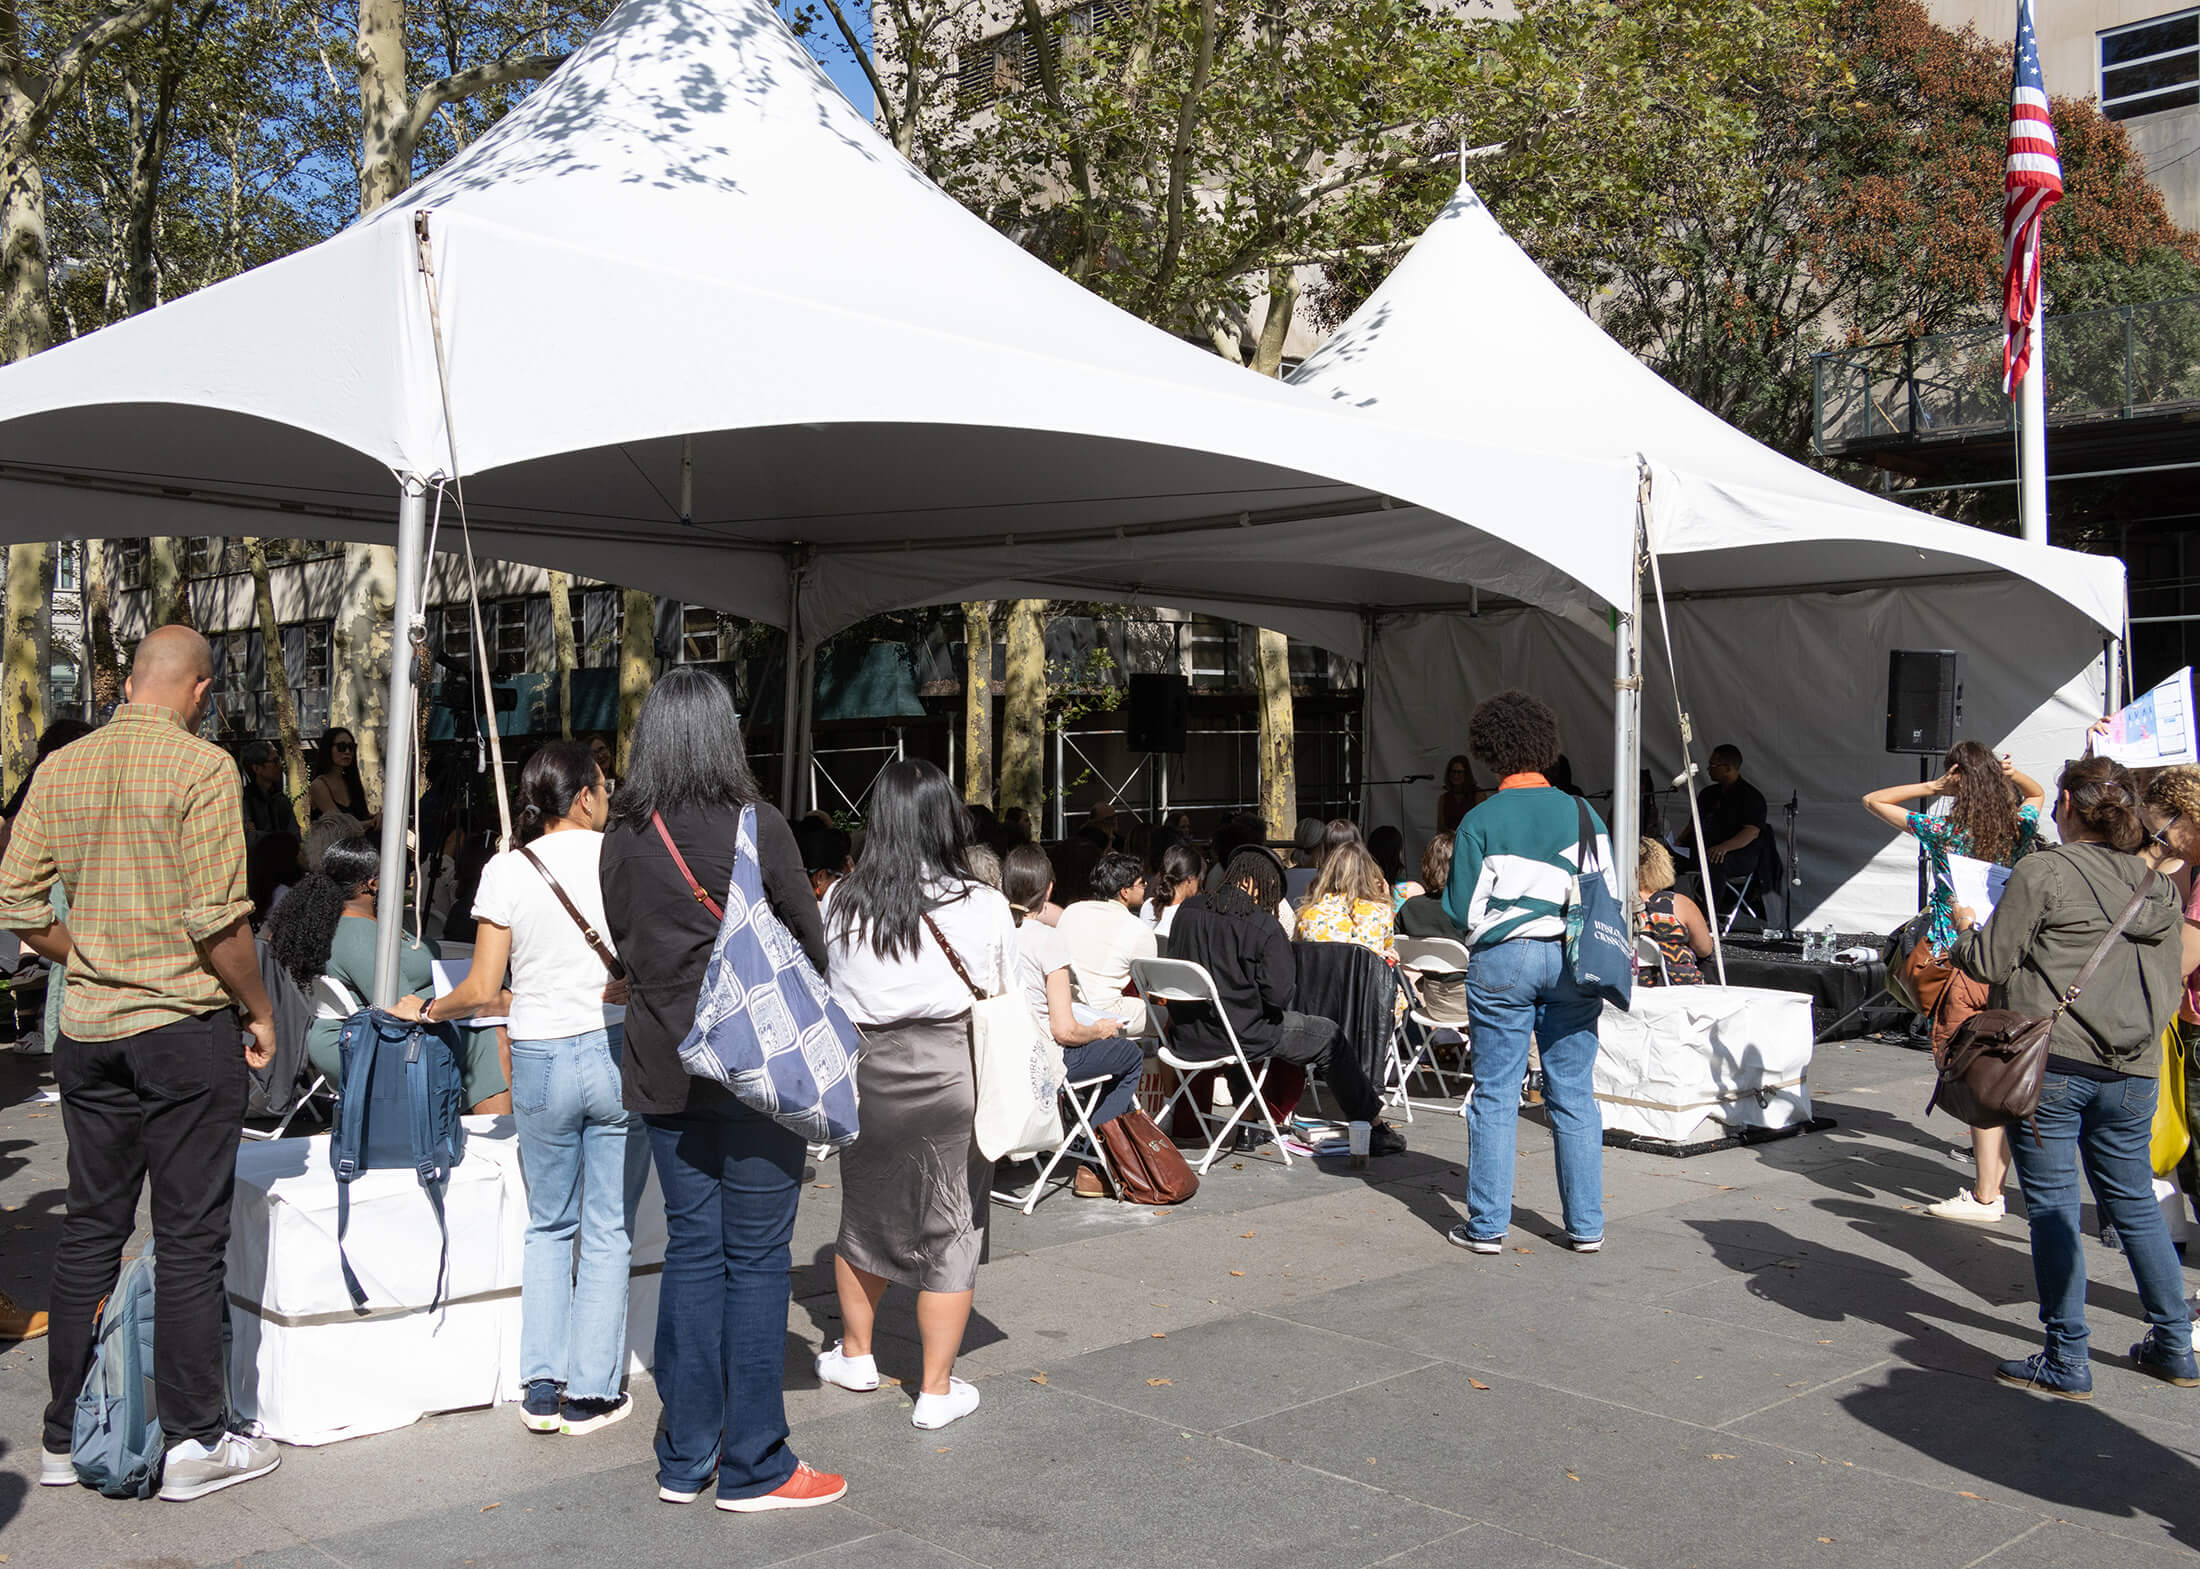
[519,843,627,980]
[332,1013,378,1312]
[404,1030,452,1314]
[652,811,725,921]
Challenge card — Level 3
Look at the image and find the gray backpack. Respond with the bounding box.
[72,1246,163,1498]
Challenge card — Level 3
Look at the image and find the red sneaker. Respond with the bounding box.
[715,1462,848,1513]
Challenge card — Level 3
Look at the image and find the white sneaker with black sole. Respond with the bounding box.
[158,1432,280,1501]
[1447,1224,1504,1254]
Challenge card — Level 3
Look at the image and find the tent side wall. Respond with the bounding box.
[1367,577,2108,935]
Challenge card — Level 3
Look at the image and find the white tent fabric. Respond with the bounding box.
[1365,581,2107,934]
[1288,184,2126,634]
[0,0,1637,642]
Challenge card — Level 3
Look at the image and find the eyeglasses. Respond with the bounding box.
[2151,811,2180,850]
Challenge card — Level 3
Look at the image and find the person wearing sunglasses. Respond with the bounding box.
[307,728,379,829]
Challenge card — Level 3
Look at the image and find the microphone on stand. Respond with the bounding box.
[1399,773,1431,783]
[1786,793,1802,886]
[1671,763,1699,789]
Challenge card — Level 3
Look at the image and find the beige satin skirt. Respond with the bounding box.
[835,1012,990,1293]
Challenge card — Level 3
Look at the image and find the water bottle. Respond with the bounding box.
[1821,923,1838,962]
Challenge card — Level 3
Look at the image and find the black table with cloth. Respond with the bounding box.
[1710,939,1904,1040]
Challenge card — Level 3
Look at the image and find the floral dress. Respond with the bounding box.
[1295,894,1405,1019]
[1907,803,2042,958]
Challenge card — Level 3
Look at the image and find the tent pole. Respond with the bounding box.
[795,645,817,816]
[1646,537,1726,987]
[777,552,804,816]
[1610,479,1645,924]
[1359,610,1377,825]
[373,477,429,1007]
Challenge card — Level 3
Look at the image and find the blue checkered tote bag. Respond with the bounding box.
[663,805,861,1150]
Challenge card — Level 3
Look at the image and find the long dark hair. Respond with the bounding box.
[610,667,761,831]
[2057,755,2147,853]
[1003,842,1054,926]
[827,758,974,961]
[1938,740,2024,865]
[310,728,368,817]
[265,835,379,987]
[1367,824,1406,884]
[1146,841,1204,917]
[518,740,598,842]
[1209,845,1286,918]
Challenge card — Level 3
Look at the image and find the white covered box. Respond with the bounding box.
[1595,985,1815,1145]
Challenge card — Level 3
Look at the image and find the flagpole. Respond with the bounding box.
[2018,245,2048,546]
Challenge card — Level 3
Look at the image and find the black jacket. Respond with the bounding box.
[1397,894,1464,941]
[600,801,826,1116]
[1164,892,1295,1056]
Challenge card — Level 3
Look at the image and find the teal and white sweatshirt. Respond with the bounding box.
[1441,785,1615,948]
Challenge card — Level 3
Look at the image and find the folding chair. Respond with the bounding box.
[241,1073,332,1141]
[1131,957,1291,1173]
[990,1071,1122,1213]
[1718,869,1763,935]
[1635,931,1673,987]
[1395,937,1472,1113]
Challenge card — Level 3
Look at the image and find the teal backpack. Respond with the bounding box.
[71,1246,163,1498]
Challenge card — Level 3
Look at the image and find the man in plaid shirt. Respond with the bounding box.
[3,626,285,1502]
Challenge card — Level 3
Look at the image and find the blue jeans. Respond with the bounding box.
[1060,1037,1146,1127]
[1463,938,1605,1242]
[644,1095,807,1501]
[510,1025,650,1402]
[2009,1069,2193,1366]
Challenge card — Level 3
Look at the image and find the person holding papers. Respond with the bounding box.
[1864,741,2046,1224]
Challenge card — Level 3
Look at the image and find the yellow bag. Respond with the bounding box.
[2153,1021,2191,1177]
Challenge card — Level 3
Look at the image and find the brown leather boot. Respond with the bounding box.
[1072,1166,1111,1199]
[0,1289,48,1342]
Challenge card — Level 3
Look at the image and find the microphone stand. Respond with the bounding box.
[1781,792,1800,938]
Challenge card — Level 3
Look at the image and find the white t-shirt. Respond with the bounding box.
[1015,917,1072,1024]
[1055,898,1157,1007]
[469,830,627,1041]
[826,879,1019,1027]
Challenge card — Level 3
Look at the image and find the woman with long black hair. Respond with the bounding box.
[597,668,845,1513]
[262,834,507,1111]
[306,728,378,828]
[816,758,1014,1431]
[1865,739,2046,1223]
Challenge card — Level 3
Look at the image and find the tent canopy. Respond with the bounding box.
[0,0,1640,653]
[1288,185,2126,634]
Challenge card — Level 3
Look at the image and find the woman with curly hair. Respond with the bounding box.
[1865,740,2046,1224]
[1443,689,1614,1255]
[2140,764,2200,1224]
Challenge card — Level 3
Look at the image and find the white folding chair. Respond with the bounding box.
[1635,931,1673,987]
[1395,937,1472,1112]
[1131,957,1291,1173]
[240,1072,332,1141]
[990,1071,1122,1213]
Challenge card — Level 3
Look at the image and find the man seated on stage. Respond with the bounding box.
[1689,745,1781,913]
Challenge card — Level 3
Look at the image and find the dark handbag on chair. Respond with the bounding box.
[1099,1108,1199,1205]
[1885,914,1952,1017]
[1927,877,2157,1134]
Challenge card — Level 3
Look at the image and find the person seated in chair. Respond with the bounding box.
[1056,851,1157,1035]
[1637,838,1713,985]
[1167,846,1403,1154]
[1398,833,1469,1023]
[1692,744,1780,914]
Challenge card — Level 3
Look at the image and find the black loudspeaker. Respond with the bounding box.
[1886,649,1965,754]
[1126,673,1190,754]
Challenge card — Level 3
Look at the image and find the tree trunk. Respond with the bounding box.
[1255,627,1296,841]
[999,598,1046,819]
[355,0,409,214]
[82,538,122,714]
[1,543,50,792]
[328,542,395,812]
[547,570,576,739]
[961,600,993,806]
[1248,265,1300,379]
[0,101,51,363]
[244,537,307,810]
[616,588,654,774]
[147,535,189,627]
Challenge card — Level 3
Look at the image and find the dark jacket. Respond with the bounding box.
[241,779,301,845]
[1291,941,1390,1122]
[1951,841,2182,1075]
[600,801,826,1116]
[1397,893,1464,941]
[1164,892,1295,1057]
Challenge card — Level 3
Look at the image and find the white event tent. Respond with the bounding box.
[1288,186,2128,933]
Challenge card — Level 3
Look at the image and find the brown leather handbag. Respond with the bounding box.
[1885,914,1952,1016]
[1928,877,2157,1134]
[1098,1108,1199,1205]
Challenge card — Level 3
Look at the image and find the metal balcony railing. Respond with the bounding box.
[1811,294,2200,457]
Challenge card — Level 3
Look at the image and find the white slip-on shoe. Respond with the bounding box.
[1925,1188,2005,1223]
[40,1448,76,1486]
[816,1340,880,1392]
[911,1378,980,1430]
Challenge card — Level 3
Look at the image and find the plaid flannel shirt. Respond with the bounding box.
[0,704,252,1040]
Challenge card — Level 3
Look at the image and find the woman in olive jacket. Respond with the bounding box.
[1949,755,2195,1400]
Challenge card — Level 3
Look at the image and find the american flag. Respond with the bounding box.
[2002,0,2063,393]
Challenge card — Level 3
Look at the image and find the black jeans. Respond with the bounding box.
[45,1012,245,1452]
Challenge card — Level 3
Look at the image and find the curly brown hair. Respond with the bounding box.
[1468,690,1561,779]
[1940,740,2024,866]
[2143,764,2200,828]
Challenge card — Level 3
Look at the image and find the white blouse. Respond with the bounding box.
[825,879,1019,1027]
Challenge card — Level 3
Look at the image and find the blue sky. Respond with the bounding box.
[800,0,878,117]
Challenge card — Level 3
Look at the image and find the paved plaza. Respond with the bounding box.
[1,1036,2195,1569]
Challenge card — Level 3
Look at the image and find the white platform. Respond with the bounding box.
[1595,984,1815,1145]
[227,1115,663,1446]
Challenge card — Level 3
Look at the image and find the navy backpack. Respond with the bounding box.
[329,1008,468,1312]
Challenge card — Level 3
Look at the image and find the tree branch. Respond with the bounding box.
[397,52,565,167]
[820,0,897,145]
[1143,0,1214,315]
[21,0,173,149]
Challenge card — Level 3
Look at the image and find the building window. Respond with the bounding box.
[1185,616,1240,691]
[114,541,146,590]
[580,589,621,668]
[436,599,537,677]
[2102,10,2200,120]
[48,656,78,715]
[200,621,332,740]
[679,604,728,664]
[956,0,1130,111]
[55,543,78,593]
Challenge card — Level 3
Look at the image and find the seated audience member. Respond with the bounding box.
[236,739,300,847]
[1548,755,1586,797]
[1692,744,1780,902]
[1367,825,1421,906]
[1145,841,1205,942]
[1084,800,1119,849]
[303,810,365,873]
[1057,851,1156,1034]
[1398,835,1465,940]
[248,831,305,927]
[265,834,509,1112]
[1437,754,1478,835]
[1165,846,1397,1147]
[1295,839,1398,962]
[966,843,1004,891]
[1637,838,1712,985]
[1285,818,1325,903]
[1004,845,1146,1198]
[795,816,854,901]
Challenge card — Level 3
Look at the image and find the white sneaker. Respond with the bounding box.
[157,1431,280,1501]
[815,1340,879,1392]
[40,1447,75,1486]
[1926,1188,2005,1223]
[911,1377,980,1430]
